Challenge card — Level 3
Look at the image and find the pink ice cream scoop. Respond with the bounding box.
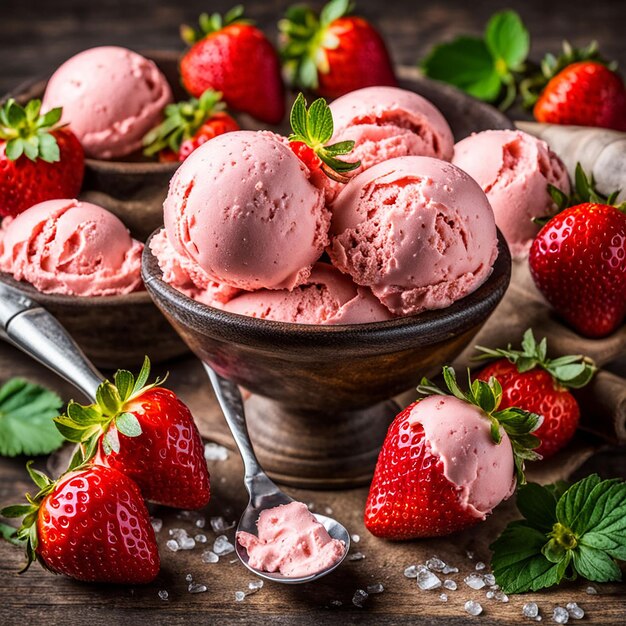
[0,199,143,296]
[224,262,392,324]
[409,395,516,516]
[42,46,173,159]
[149,228,240,308]
[163,130,329,291]
[452,129,570,258]
[236,502,346,578]
[329,156,498,316]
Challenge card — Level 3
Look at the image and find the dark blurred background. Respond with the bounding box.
[1,0,624,94]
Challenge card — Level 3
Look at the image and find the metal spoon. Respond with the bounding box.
[203,363,350,584]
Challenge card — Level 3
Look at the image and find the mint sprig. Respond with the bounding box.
[288,93,360,182]
[0,99,63,163]
[0,379,64,457]
[417,366,542,483]
[490,475,626,593]
[475,328,596,389]
[421,10,529,111]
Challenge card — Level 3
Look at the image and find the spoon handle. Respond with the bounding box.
[0,283,102,400]
[203,363,279,498]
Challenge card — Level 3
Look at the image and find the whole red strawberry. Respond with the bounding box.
[529,165,626,338]
[2,462,159,583]
[180,7,285,124]
[54,357,210,510]
[365,367,541,540]
[143,89,239,162]
[0,99,84,217]
[474,329,595,459]
[279,0,397,99]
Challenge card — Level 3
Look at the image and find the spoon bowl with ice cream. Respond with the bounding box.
[204,364,350,583]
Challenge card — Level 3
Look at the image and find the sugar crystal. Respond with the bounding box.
[443,579,457,591]
[213,535,234,556]
[158,590,169,601]
[352,589,368,607]
[465,600,483,616]
[367,583,384,594]
[417,568,442,590]
[204,443,229,461]
[151,518,163,533]
[464,574,486,590]
[235,591,245,602]
[188,583,207,594]
[166,539,179,552]
[523,602,539,618]
[201,550,219,564]
[552,607,569,624]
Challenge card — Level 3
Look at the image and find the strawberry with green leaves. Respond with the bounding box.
[529,164,626,338]
[54,357,210,510]
[180,6,285,124]
[491,475,626,594]
[474,329,595,459]
[288,93,360,183]
[143,89,239,162]
[0,99,84,217]
[364,367,542,540]
[1,461,159,583]
[279,0,396,99]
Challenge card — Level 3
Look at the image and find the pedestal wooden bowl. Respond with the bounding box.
[143,232,512,488]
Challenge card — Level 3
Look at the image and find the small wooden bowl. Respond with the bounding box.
[7,54,512,241]
[143,231,512,488]
[0,272,188,370]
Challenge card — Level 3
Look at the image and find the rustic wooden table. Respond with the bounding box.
[1,1,625,624]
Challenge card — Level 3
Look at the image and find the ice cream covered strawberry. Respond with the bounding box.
[365,367,542,539]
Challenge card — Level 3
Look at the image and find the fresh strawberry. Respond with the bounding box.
[143,89,239,162]
[529,165,626,338]
[54,357,210,510]
[1,462,159,583]
[180,6,285,124]
[521,42,626,131]
[474,329,595,459]
[0,99,84,217]
[364,367,541,540]
[287,93,360,182]
[280,0,396,99]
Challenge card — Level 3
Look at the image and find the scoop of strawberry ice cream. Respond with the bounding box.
[329,156,497,316]
[0,199,143,296]
[163,130,329,291]
[237,501,346,578]
[224,262,392,324]
[149,228,240,307]
[42,46,173,159]
[452,130,570,258]
[409,395,516,516]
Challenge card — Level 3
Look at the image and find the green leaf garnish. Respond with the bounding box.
[0,99,63,163]
[421,10,529,111]
[490,475,626,593]
[0,379,64,457]
[417,365,542,484]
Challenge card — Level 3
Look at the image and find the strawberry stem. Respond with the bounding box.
[181,5,250,45]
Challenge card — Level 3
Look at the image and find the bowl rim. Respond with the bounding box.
[142,228,512,354]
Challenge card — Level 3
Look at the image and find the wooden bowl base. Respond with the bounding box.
[244,393,399,489]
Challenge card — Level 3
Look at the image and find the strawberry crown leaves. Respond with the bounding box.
[53,357,165,460]
[181,5,250,45]
[474,328,596,389]
[0,98,63,163]
[288,93,360,182]
[143,89,226,157]
[520,41,617,107]
[279,0,354,90]
[0,461,56,573]
[417,366,543,484]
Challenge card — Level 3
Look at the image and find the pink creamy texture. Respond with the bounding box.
[409,395,516,516]
[237,502,345,577]
[452,130,570,258]
[149,228,240,307]
[0,199,143,296]
[224,262,392,324]
[43,46,173,159]
[329,156,498,316]
[163,131,329,291]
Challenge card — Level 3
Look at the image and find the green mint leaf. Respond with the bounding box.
[556,474,602,534]
[572,544,622,583]
[542,537,568,563]
[422,36,502,102]
[114,370,135,403]
[485,10,529,72]
[0,379,64,457]
[37,132,60,163]
[490,521,569,593]
[516,482,558,532]
[115,412,142,438]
